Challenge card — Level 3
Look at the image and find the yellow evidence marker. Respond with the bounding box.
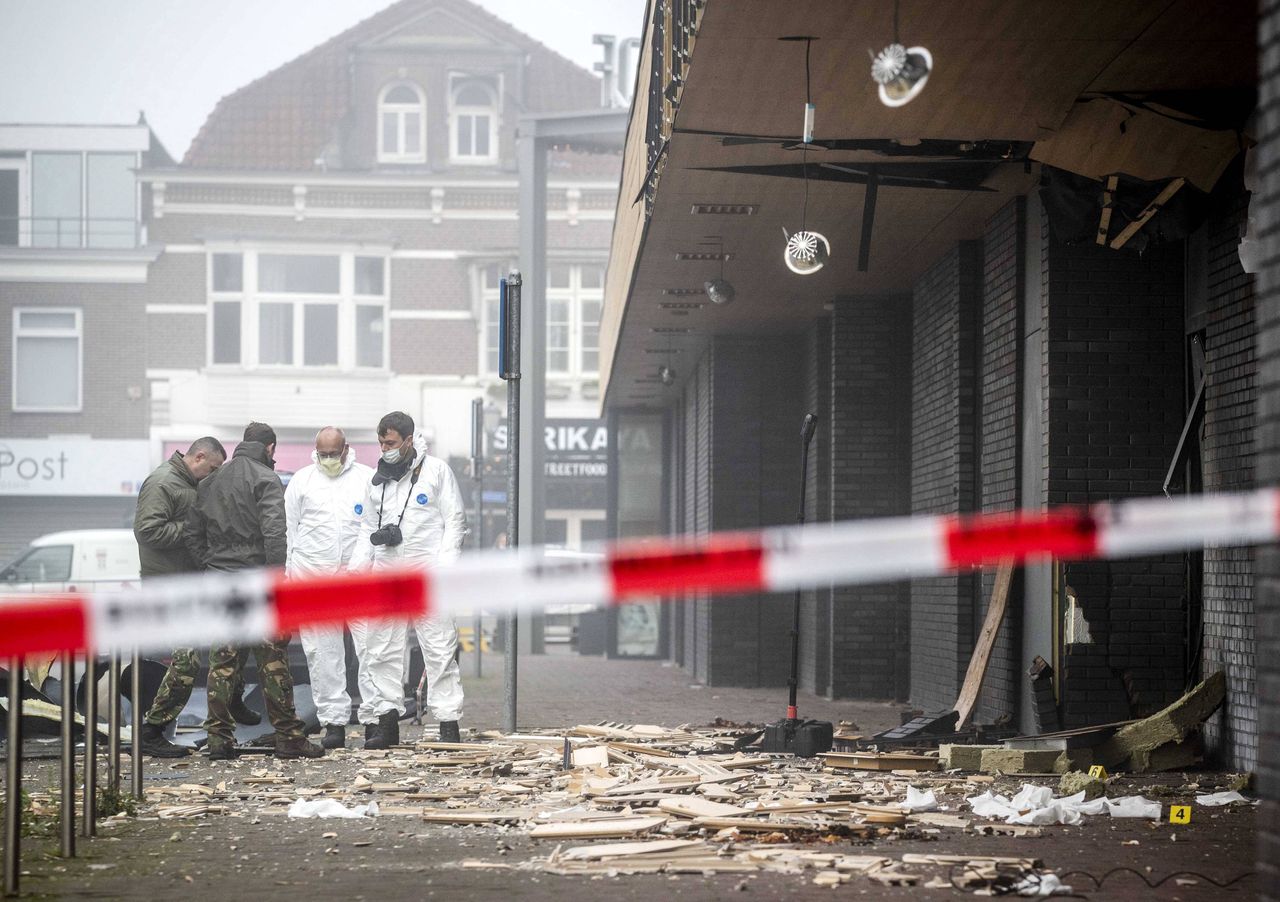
[1088,765,1107,779]
[1169,805,1191,824]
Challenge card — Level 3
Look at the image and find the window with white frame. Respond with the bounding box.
[479,262,603,378]
[378,82,426,164]
[449,77,498,164]
[12,308,81,411]
[208,251,387,371]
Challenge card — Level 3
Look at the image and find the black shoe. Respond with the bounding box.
[140,722,191,758]
[228,694,262,726]
[207,741,238,761]
[439,720,461,743]
[364,711,400,750]
[321,725,346,750]
[364,722,375,741]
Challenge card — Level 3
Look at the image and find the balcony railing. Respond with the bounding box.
[642,0,702,216]
[0,215,142,250]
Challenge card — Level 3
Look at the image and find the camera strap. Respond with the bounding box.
[376,459,426,530]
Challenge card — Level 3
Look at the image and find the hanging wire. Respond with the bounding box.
[802,37,812,229]
[893,0,900,44]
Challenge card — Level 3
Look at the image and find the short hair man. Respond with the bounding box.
[183,422,324,760]
[348,411,467,746]
[135,437,266,757]
[285,426,374,749]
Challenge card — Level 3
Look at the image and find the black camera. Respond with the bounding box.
[369,524,403,547]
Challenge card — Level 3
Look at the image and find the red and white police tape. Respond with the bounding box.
[1,487,1278,659]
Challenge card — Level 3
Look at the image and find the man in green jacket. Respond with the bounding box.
[183,422,324,760]
[135,438,263,758]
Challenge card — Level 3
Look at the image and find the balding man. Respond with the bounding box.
[284,427,374,749]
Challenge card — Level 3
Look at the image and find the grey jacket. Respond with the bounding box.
[133,451,200,577]
[183,442,286,572]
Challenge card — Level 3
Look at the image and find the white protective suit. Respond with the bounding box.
[348,432,466,723]
[284,451,374,727]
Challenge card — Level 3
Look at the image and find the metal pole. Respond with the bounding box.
[4,656,24,896]
[501,272,522,734]
[129,650,142,799]
[82,651,96,837]
[106,653,120,794]
[471,397,484,680]
[787,414,818,724]
[59,651,75,858]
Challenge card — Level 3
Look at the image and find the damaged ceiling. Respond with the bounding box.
[601,0,1257,408]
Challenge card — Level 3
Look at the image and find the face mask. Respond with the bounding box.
[381,447,403,464]
[317,457,343,478]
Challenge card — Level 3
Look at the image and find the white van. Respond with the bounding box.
[0,529,140,593]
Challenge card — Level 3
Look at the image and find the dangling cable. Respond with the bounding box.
[893,0,900,44]
[802,37,811,229]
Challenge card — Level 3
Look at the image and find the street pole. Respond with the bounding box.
[4,656,23,896]
[129,649,142,799]
[500,272,522,734]
[59,651,75,858]
[82,651,96,837]
[470,396,484,680]
[106,653,120,794]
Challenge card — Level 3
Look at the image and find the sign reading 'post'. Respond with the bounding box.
[0,439,151,496]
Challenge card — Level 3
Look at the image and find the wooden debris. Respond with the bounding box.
[529,816,667,840]
[1094,671,1225,772]
[824,752,939,772]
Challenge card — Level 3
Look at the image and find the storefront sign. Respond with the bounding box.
[0,439,152,496]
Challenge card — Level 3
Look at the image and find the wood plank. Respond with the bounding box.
[658,797,750,818]
[1110,177,1186,249]
[1095,174,1119,245]
[529,816,667,839]
[558,839,706,861]
[955,559,1015,728]
[823,752,939,772]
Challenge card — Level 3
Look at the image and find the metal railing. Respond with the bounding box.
[0,215,142,250]
[2,579,145,895]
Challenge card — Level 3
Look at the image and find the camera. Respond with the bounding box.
[369,524,403,547]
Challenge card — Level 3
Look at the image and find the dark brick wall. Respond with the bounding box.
[1042,231,1186,727]
[829,294,912,699]
[1201,191,1259,770]
[910,243,982,712]
[799,317,832,696]
[977,199,1025,724]
[1255,0,1280,892]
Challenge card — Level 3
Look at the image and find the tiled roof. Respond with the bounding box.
[184,0,601,171]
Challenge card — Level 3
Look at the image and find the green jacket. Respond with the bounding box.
[133,451,200,577]
[183,441,286,572]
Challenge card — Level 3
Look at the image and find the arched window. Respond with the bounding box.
[450,79,498,164]
[378,82,426,164]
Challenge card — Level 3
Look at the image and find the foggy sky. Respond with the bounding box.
[0,0,645,160]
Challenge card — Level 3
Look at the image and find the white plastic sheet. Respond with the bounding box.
[287,798,379,819]
[1195,790,1252,807]
[967,783,1161,824]
[1014,873,1074,897]
[900,786,939,812]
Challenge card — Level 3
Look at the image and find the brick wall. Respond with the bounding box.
[1043,231,1186,727]
[0,282,149,439]
[829,294,912,699]
[1254,0,1280,892]
[977,199,1025,723]
[1201,190,1258,770]
[390,319,478,375]
[910,243,982,712]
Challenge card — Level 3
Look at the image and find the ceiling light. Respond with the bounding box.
[660,301,706,310]
[675,251,733,262]
[703,279,736,305]
[690,204,759,215]
[784,228,831,275]
[662,287,706,296]
[658,365,676,386]
[870,1,932,108]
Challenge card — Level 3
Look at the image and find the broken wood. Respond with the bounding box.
[1094,670,1225,772]
[529,816,667,839]
[823,752,939,772]
[955,559,1014,728]
[1109,176,1186,249]
[1096,174,1119,245]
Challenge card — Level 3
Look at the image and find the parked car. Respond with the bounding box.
[0,528,140,592]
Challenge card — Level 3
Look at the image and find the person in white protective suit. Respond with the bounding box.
[348,411,467,747]
[284,426,374,750]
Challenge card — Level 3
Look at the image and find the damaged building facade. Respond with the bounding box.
[601,0,1266,795]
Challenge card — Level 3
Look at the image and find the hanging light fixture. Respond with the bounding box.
[870,0,932,107]
[702,235,736,304]
[783,36,829,276]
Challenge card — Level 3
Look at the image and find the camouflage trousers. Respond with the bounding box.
[205,638,304,746]
[144,647,248,727]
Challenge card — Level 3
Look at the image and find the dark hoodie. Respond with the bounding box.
[182,441,286,572]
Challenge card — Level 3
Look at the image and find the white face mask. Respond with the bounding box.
[381,445,407,464]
